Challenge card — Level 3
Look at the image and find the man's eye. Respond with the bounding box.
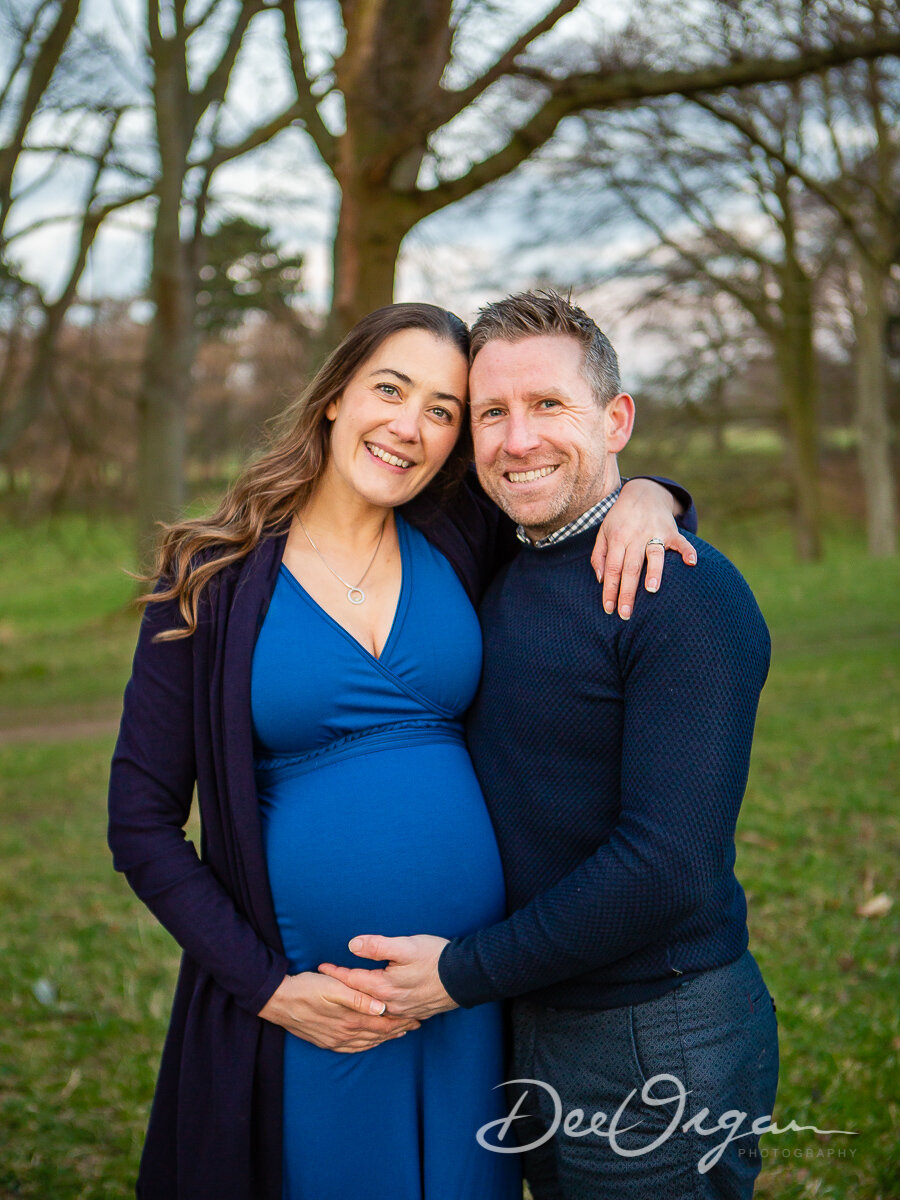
[539,399,560,409]
[481,408,504,419]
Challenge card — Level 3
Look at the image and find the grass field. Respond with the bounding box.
[0,513,898,1199]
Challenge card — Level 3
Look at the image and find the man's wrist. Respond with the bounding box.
[622,475,683,516]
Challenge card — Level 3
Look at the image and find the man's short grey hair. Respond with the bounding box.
[469,290,621,406]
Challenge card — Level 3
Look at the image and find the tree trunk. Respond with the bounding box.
[328,189,410,342]
[853,253,897,557]
[135,312,193,566]
[324,0,453,342]
[135,213,196,564]
[135,27,197,567]
[775,269,822,561]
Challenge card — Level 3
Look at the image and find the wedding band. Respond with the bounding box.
[646,538,666,549]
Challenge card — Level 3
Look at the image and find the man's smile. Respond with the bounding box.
[504,465,559,483]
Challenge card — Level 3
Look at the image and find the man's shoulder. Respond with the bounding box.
[628,533,767,638]
[652,532,753,597]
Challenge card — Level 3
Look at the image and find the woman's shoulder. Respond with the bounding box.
[147,525,289,632]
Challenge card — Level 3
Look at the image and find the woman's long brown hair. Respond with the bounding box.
[136,303,471,640]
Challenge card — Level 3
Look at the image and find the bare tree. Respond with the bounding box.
[0,107,123,460]
[0,1,131,463]
[131,1,320,553]
[695,55,899,556]
[554,90,832,559]
[277,0,900,338]
[0,0,82,237]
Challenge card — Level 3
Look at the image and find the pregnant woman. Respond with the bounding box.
[107,302,695,1200]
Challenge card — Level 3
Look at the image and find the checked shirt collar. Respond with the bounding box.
[515,483,623,549]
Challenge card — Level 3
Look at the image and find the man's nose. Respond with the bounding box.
[386,402,422,443]
[502,413,541,457]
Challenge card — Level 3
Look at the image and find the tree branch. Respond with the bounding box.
[3,184,156,247]
[431,0,581,126]
[0,0,50,111]
[0,108,122,459]
[0,0,82,230]
[610,176,776,331]
[277,0,337,169]
[196,100,309,173]
[413,30,900,217]
[689,94,865,253]
[527,31,900,103]
[184,0,220,37]
[192,0,266,123]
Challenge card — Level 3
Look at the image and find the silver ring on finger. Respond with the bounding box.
[645,538,666,549]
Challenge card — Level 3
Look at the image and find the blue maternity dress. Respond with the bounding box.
[250,514,521,1200]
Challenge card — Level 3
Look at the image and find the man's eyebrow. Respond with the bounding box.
[470,387,569,408]
[521,387,568,401]
[369,367,463,406]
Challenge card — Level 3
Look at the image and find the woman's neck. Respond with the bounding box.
[298,474,393,550]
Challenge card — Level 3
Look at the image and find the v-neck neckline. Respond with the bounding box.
[278,513,412,664]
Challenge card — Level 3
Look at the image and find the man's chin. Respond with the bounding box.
[504,500,570,535]
[476,471,568,528]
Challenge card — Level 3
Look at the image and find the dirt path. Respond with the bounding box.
[0,714,120,746]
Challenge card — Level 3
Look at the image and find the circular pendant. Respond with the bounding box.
[347,587,366,605]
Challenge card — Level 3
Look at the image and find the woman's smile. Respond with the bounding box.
[364,441,418,470]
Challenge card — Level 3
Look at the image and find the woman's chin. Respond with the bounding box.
[360,468,440,508]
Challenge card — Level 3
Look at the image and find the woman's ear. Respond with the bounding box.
[604,392,636,454]
[325,396,340,422]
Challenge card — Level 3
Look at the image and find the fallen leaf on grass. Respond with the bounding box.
[855,893,892,918]
[738,831,778,850]
[32,977,58,1006]
[59,1067,81,1100]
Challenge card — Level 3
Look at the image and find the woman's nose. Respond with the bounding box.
[386,404,422,442]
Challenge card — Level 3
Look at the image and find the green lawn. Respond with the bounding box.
[0,514,897,1198]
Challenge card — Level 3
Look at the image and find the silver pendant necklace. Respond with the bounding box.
[297,514,387,605]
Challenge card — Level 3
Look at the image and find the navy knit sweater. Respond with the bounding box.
[437,528,770,1010]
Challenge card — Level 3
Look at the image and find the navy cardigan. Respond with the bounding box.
[107,473,695,1200]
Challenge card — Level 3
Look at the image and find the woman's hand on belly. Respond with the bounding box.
[319,934,458,1021]
[257,972,420,1052]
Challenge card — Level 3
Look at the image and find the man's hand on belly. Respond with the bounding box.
[318,934,458,1021]
[258,971,420,1051]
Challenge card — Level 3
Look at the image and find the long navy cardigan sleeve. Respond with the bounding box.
[107,471,696,1200]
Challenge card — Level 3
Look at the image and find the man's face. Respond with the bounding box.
[469,334,629,539]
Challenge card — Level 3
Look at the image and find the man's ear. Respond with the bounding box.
[604,393,635,453]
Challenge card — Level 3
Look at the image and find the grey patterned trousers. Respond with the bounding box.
[503,951,779,1199]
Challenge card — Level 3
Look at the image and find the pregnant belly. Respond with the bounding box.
[257,740,507,972]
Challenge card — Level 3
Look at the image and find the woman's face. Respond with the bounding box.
[322,328,468,510]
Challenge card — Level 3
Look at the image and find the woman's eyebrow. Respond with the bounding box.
[369,367,413,385]
[369,367,462,406]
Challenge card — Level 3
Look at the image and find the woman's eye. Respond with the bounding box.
[378,383,399,397]
[430,406,455,423]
